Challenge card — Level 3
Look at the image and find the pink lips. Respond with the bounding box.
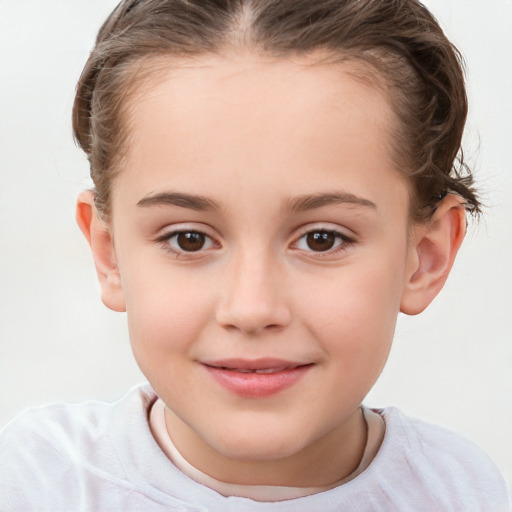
[202,358,313,398]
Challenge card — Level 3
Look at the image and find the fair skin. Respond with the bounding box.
[77,53,466,487]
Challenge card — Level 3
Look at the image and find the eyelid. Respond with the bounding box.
[154,221,218,237]
[293,222,355,241]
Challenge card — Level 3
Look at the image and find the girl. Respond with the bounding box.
[1,0,510,510]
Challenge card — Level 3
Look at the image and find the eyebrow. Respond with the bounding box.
[284,192,377,212]
[136,190,376,213]
[137,192,219,211]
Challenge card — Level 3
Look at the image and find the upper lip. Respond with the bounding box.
[201,358,310,371]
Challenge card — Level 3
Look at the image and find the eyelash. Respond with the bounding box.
[292,228,355,256]
[154,227,355,258]
[155,229,218,257]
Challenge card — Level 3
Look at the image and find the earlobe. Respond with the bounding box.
[400,195,467,315]
[76,190,126,313]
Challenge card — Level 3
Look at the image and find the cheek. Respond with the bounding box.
[121,263,216,366]
[297,252,405,365]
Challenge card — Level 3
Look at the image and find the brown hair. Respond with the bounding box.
[73,0,480,221]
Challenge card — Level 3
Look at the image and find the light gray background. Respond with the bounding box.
[1,0,511,486]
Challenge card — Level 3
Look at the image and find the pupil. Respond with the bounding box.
[177,232,205,252]
[306,231,335,252]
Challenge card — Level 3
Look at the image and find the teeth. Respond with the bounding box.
[225,367,289,374]
[254,367,288,374]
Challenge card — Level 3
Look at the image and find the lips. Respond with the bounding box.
[201,358,313,398]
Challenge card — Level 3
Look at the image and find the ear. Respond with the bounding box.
[76,190,126,312]
[400,194,466,315]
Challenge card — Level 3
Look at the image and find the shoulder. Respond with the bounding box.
[0,383,156,449]
[373,407,512,510]
[0,384,157,511]
[380,407,502,471]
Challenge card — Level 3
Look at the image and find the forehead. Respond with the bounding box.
[115,52,407,213]
[127,52,395,139]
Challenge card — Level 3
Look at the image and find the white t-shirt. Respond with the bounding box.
[1,383,511,512]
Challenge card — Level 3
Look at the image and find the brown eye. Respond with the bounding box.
[158,228,218,256]
[175,231,206,252]
[305,231,336,252]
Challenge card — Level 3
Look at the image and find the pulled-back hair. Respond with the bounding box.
[73,0,480,221]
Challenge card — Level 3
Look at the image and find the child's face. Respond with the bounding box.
[102,54,419,481]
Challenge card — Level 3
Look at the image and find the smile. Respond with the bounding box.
[201,359,313,398]
[230,367,291,374]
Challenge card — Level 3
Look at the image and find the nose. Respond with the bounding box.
[215,249,292,335]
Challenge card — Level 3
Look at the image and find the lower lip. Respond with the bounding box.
[203,364,312,398]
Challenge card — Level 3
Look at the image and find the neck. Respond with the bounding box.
[164,406,367,487]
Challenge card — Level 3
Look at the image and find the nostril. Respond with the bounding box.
[221,323,282,334]
[222,323,240,332]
